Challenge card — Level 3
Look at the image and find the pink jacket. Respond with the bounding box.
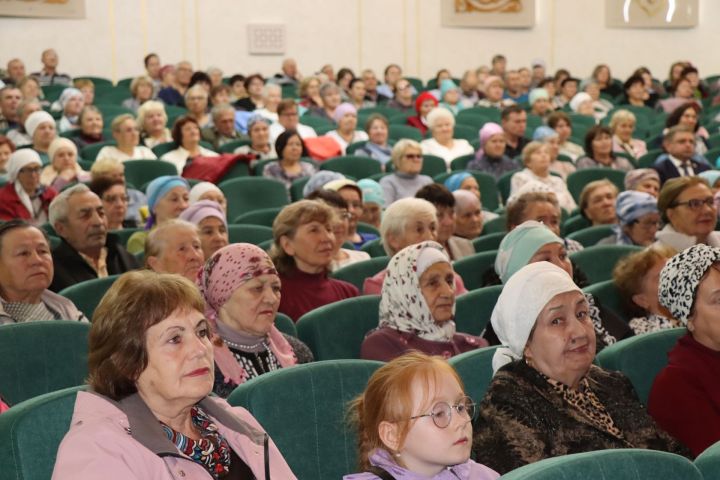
[52,391,297,480]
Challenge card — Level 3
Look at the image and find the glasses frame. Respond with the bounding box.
[671,197,715,210]
[408,395,475,429]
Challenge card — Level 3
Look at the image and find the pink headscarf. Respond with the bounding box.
[197,243,297,385]
[475,122,505,163]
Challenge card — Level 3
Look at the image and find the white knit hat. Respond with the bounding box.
[24,110,55,138]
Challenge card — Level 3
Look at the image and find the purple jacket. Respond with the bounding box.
[52,391,297,479]
[344,449,499,480]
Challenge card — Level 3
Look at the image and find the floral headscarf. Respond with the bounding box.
[197,243,296,384]
[378,241,456,342]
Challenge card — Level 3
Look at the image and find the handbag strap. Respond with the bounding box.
[368,466,396,480]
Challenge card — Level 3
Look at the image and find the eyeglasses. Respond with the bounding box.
[632,219,661,229]
[671,197,715,210]
[404,154,422,159]
[409,396,475,429]
[18,166,41,175]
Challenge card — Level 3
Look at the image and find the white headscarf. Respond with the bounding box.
[491,261,582,373]
[7,149,43,217]
[378,241,456,342]
[188,181,224,204]
[24,111,55,139]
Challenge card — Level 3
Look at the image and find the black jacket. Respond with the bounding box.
[49,234,140,292]
[653,156,711,185]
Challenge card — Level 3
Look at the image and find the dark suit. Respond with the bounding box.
[49,233,140,292]
[653,155,710,185]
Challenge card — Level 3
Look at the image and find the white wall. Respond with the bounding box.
[2,0,720,83]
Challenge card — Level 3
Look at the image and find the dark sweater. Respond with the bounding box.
[360,327,487,362]
[278,267,358,321]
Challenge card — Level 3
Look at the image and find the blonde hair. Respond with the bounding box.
[90,157,124,178]
[110,114,135,133]
[608,109,636,132]
[137,100,168,131]
[390,139,422,170]
[130,75,154,97]
[520,141,545,167]
[347,352,465,471]
[579,179,618,217]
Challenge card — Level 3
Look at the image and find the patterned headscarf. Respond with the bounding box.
[624,168,660,191]
[658,244,720,325]
[197,243,296,384]
[378,241,456,342]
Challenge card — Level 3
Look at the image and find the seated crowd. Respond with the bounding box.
[2,50,720,478]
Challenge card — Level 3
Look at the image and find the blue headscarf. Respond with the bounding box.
[145,175,190,229]
[613,190,658,244]
[444,172,472,192]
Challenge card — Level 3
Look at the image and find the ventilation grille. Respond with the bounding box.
[247,24,286,55]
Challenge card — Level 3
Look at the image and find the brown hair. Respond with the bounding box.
[171,116,200,145]
[506,192,559,230]
[657,176,710,223]
[579,179,618,219]
[87,270,205,400]
[347,352,465,471]
[613,245,676,317]
[546,111,571,130]
[270,200,335,275]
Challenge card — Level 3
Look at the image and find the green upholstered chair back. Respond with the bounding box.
[481,215,508,235]
[499,448,701,479]
[694,439,720,479]
[472,232,505,253]
[566,224,615,247]
[227,360,383,480]
[58,274,121,320]
[274,313,297,337]
[232,206,283,227]
[583,280,630,324]
[595,328,686,405]
[0,386,84,480]
[356,222,380,236]
[319,155,383,179]
[330,256,390,291]
[218,177,289,221]
[454,284,503,336]
[360,237,388,257]
[449,346,499,406]
[122,159,178,189]
[569,244,643,285]
[0,322,89,406]
[226,224,274,245]
[562,214,591,236]
[566,168,627,203]
[453,250,497,291]
[296,295,380,360]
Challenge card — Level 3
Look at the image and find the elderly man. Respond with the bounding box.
[503,70,529,104]
[453,189,484,240]
[269,99,317,142]
[273,58,301,86]
[48,184,139,292]
[201,104,246,149]
[361,69,386,104]
[144,219,204,282]
[0,86,21,131]
[3,59,26,86]
[158,60,192,106]
[501,105,530,159]
[6,99,41,147]
[653,125,710,185]
[31,49,71,87]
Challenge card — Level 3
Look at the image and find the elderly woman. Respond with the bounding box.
[406,91,438,136]
[361,241,486,362]
[477,76,514,109]
[363,197,468,295]
[234,73,265,112]
[270,199,359,321]
[298,75,323,109]
[576,125,634,172]
[625,168,661,198]
[7,99,41,148]
[0,219,86,324]
[596,191,659,246]
[532,125,576,181]
[354,114,392,166]
[161,116,218,174]
[90,158,146,226]
[610,109,648,160]
[121,76,154,113]
[568,92,595,119]
[89,176,136,230]
[233,115,275,160]
[444,171,481,199]
[510,142,576,213]
[308,82,342,121]
[197,243,313,398]
[357,178,384,229]
[0,149,57,224]
[420,107,474,167]
[262,129,315,189]
[184,85,211,129]
[473,261,687,474]
[18,76,47,107]
[25,110,57,161]
[655,176,720,251]
[97,114,156,162]
[379,139,433,205]
[137,100,172,148]
[40,137,90,191]
[254,84,282,123]
[466,122,520,180]
[613,245,679,335]
[347,78,373,110]
[189,181,227,213]
[56,88,85,133]
[439,79,464,115]
[324,102,369,155]
[127,175,190,255]
[72,106,107,150]
[180,200,229,260]
[529,88,551,118]
[579,179,619,226]
[649,244,720,456]
[144,219,204,282]
[547,111,584,162]
[52,270,296,478]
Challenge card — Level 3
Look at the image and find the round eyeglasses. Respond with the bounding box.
[409,396,475,429]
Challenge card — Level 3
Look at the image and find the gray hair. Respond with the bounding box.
[609,109,637,131]
[319,82,340,99]
[49,183,92,226]
[184,84,207,101]
[380,198,436,256]
[426,107,455,131]
[211,103,236,121]
[453,189,481,214]
[262,83,281,99]
[144,219,197,267]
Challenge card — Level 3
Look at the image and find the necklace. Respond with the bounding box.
[223,338,268,352]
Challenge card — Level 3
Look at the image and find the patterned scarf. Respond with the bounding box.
[161,406,232,479]
[378,241,456,342]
